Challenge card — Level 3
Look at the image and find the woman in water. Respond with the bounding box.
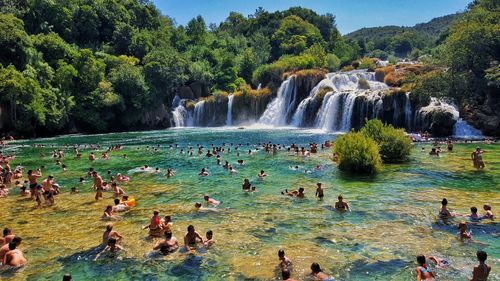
[416,255,436,281]
[242,179,251,191]
[335,195,350,211]
[439,198,455,219]
[481,204,494,220]
[101,205,115,220]
[310,262,330,280]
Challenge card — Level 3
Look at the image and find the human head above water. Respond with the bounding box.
[416,255,426,265]
[441,198,448,206]
[477,250,487,262]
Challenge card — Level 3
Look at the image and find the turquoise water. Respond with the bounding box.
[0,127,498,280]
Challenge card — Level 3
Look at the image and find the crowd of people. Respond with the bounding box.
[0,137,496,280]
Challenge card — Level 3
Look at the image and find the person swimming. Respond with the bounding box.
[458,222,472,242]
[204,195,220,206]
[242,179,251,191]
[278,249,292,272]
[335,195,350,211]
[94,238,125,260]
[153,231,179,255]
[281,188,305,198]
[469,207,480,221]
[258,170,267,179]
[184,225,203,251]
[199,168,209,177]
[481,204,494,220]
[203,230,215,248]
[439,198,454,218]
[310,262,330,280]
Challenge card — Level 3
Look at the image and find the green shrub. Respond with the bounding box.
[252,53,318,86]
[333,131,382,174]
[360,119,412,163]
[357,57,377,71]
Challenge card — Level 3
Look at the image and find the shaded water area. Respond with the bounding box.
[0,128,498,280]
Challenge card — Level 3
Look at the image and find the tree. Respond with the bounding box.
[72,5,100,45]
[271,15,324,57]
[0,14,31,70]
[238,48,257,83]
[186,15,207,45]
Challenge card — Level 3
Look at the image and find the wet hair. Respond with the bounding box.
[458,222,467,230]
[278,249,285,257]
[195,202,202,208]
[417,255,426,265]
[483,204,491,210]
[477,250,487,262]
[164,215,171,222]
[12,236,22,245]
[105,205,112,211]
[153,210,159,215]
[112,182,117,187]
[298,187,304,192]
[114,198,120,205]
[106,223,113,231]
[310,262,322,273]
[441,198,448,206]
[187,225,194,232]
[471,207,478,213]
[282,269,291,279]
[63,273,72,281]
[165,231,172,239]
[28,170,33,175]
[108,238,117,245]
[338,195,343,200]
[3,228,11,236]
[206,230,213,237]
[8,242,16,250]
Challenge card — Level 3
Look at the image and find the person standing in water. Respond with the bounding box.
[153,231,179,254]
[184,225,203,251]
[92,171,103,200]
[309,263,330,280]
[471,147,485,169]
[416,255,436,281]
[470,250,491,281]
[315,182,324,200]
[335,195,350,211]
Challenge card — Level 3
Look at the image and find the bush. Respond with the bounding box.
[333,131,382,174]
[357,57,377,71]
[252,53,318,87]
[360,119,412,163]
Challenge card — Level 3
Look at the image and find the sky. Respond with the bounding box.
[152,0,472,34]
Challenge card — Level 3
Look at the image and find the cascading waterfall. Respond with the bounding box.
[226,94,234,126]
[453,118,484,138]
[172,99,193,127]
[193,100,206,126]
[171,69,481,135]
[259,75,296,125]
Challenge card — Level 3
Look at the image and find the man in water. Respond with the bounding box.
[204,230,215,248]
[315,183,324,200]
[112,198,130,212]
[278,249,292,271]
[3,241,27,266]
[1,228,15,245]
[102,223,123,245]
[153,231,179,254]
[94,238,125,260]
[184,225,203,251]
[471,147,485,169]
[199,168,209,176]
[27,169,42,199]
[92,171,103,200]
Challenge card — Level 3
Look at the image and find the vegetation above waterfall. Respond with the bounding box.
[0,0,498,136]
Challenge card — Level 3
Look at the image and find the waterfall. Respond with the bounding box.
[339,93,357,131]
[453,118,483,138]
[404,93,412,131]
[193,100,206,126]
[226,94,234,126]
[172,100,193,127]
[259,75,296,125]
[172,95,181,107]
[315,92,344,131]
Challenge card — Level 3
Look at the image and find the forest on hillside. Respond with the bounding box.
[0,0,498,137]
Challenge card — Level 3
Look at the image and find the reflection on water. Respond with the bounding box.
[0,128,499,280]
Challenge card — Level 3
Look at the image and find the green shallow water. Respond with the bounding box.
[0,128,498,281]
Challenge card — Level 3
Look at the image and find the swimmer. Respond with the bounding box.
[204,195,220,206]
[278,249,292,271]
[89,152,95,161]
[27,169,42,198]
[203,230,215,248]
[3,241,27,267]
[154,167,160,174]
[94,238,125,260]
[429,148,439,156]
[416,255,436,281]
[63,274,72,281]
[0,235,20,261]
[282,188,305,198]
[112,182,125,199]
[282,269,298,281]
[458,222,472,242]
[237,159,244,165]
[70,187,79,194]
[335,195,350,211]
[198,168,209,177]
[101,205,115,220]
[165,169,174,178]
[162,216,173,233]
[242,179,251,191]
[258,170,267,179]
[439,198,454,218]
[194,202,202,210]
[315,182,324,200]
[310,262,330,280]
[184,225,203,251]
[481,204,494,220]
[102,223,123,244]
[469,207,480,221]
[153,231,179,254]
[470,250,491,281]
[315,165,321,170]
[229,166,237,175]
[112,198,129,212]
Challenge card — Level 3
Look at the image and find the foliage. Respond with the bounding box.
[333,131,382,174]
[360,119,412,163]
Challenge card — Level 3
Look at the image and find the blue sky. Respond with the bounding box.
[152,0,472,34]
